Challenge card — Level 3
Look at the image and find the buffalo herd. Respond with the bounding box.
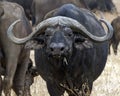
[0,1,33,96]
[0,0,118,96]
[1,0,116,25]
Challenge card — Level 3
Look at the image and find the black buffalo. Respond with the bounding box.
[109,16,120,55]
[79,0,116,12]
[0,1,33,96]
[7,4,113,96]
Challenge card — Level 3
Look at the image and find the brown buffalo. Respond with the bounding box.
[1,0,33,20]
[109,16,120,55]
[0,1,33,96]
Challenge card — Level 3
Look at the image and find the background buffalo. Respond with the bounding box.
[109,16,120,55]
[79,0,116,12]
[0,1,33,96]
[1,0,33,20]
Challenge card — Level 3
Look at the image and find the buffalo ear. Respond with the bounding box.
[74,38,93,50]
[25,38,45,50]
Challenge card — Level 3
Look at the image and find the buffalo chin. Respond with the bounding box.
[48,54,69,68]
[49,54,65,59]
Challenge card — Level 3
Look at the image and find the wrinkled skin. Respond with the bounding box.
[25,4,109,96]
[109,16,120,55]
[0,2,32,96]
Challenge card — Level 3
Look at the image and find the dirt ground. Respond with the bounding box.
[30,0,120,96]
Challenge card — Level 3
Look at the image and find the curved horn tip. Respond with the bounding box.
[99,19,113,35]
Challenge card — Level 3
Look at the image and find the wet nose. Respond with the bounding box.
[50,43,65,54]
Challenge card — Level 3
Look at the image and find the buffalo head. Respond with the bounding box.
[7,16,113,58]
[42,25,74,58]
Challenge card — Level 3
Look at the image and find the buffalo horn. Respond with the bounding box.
[7,16,113,44]
[7,19,39,44]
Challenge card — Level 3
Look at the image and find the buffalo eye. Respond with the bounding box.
[45,32,52,37]
[74,35,93,50]
[32,37,45,44]
[45,34,51,37]
[74,36,85,43]
[45,27,54,37]
[64,27,73,37]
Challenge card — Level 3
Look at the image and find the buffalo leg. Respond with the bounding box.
[13,51,30,96]
[46,81,65,96]
[0,76,2,96]
[0,49,3,96]
[23,59,34,96]
[112,41,119,55]
[108,40,112,54]
[23,72,32,96]
[0,66,2,96]
[3,54,19,96]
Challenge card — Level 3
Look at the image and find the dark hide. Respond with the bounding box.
[26,4,109,96]
[109,16,120,55]
[79,0,116,12]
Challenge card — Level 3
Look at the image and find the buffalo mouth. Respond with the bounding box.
[47,48,71,59]
[48,54,69,68]
[48,52,66,59]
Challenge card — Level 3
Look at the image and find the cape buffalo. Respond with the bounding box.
[0,1,33,96]
[109,16,120,55]
[7,4,113,96]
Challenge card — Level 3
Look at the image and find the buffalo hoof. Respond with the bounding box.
[24,90,31,96]
[16,90,24,96]
[3,77,12,96]
[4,90,11,96]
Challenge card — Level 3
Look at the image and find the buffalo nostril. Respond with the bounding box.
[60,47,65,51]
[50,48,54,51]
[49,43,65,53]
